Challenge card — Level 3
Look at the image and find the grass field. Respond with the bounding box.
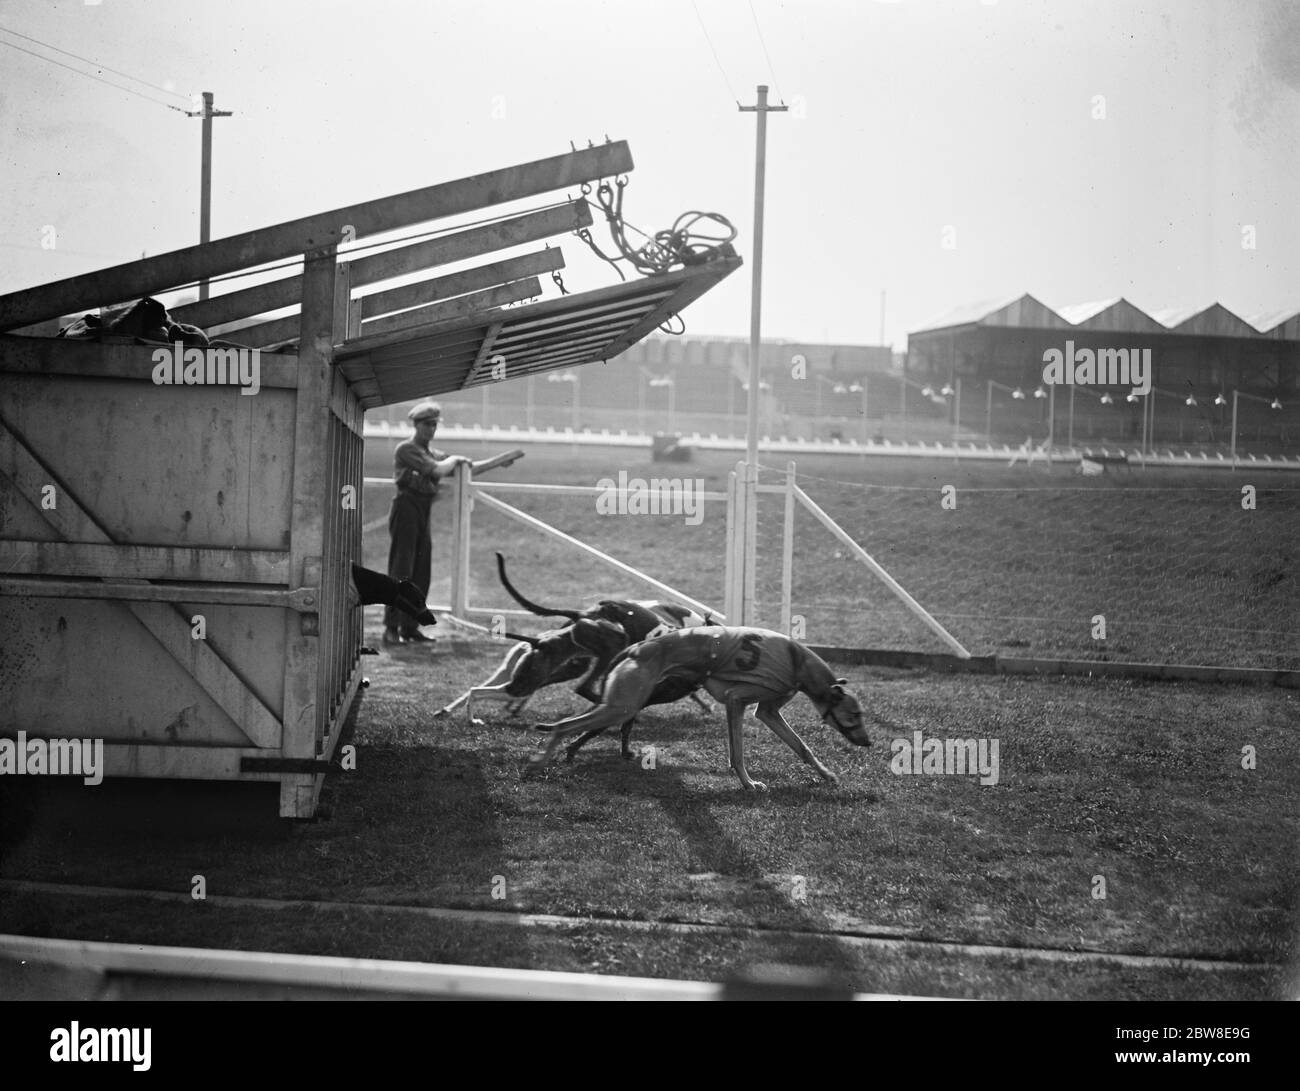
[1,443,1297,999]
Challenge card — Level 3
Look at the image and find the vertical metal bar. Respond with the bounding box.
[780,461,795,636]
[728,468,738,624]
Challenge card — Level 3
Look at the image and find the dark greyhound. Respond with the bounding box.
[435,553,713,725]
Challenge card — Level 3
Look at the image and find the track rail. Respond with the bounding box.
[0,879,1279,976]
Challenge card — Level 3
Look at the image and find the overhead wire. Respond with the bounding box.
[745,0,785,103]
[689,0,740,105]
[0,24,191,102]
[0,31,188,112]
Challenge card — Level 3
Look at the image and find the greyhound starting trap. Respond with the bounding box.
[0,141,739,816]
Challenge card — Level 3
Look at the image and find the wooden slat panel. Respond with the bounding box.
[349,202,590,288]
[359,249,563,321]
[601,261,740,359]
[491,306,656,346]
[494,324,632,356]
[496,296,672,337]
[490,339,617,369]
[0,541,290,583]
[0,142,632,332]
[358,280,540,339]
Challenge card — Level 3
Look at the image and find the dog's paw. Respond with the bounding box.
[741,779,768,792]
[469,716,486,727]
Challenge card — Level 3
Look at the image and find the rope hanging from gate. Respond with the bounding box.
[576,177,738,279]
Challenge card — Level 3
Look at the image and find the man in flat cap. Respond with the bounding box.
[384,400,522,645]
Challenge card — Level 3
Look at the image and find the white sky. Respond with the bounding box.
[2,0,1298,348]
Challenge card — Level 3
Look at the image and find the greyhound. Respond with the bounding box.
[528,626,871,790]
[434,554,714,724]
[435,617,630,725]
[493,551,712,645]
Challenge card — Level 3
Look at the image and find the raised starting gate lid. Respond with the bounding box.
[333,258,741,409]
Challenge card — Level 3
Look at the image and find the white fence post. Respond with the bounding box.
[448,465,472,619]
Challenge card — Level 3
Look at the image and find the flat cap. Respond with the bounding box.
[407,400,443,422]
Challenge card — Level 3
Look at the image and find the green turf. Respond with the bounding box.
[2,443,1295,999]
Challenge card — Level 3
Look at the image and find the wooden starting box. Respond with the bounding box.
[0,141,739,816]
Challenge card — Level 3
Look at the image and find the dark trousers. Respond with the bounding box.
[386,490,433,630]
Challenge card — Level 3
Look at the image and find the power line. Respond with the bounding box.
[746,0,785,104]
[689,0,740,105]
[0,24,190,101]
[0,35,187,112]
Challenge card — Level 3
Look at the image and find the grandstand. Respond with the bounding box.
[908,294,1300,452]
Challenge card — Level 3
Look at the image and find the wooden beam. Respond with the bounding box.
[0,334,299,387]
[358,281,540,339]
[348,202,589,288]
[171,221,569,332]
[359,249,563,321]
[279,250,336,816]
[0,142,632,332]
[220,314,301,348]
[169,273,303,329]
[0,575,316,611]
[208,207,584,345]
[0,541,290,584]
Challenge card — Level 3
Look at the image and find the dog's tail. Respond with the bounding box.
[495,551,581,621]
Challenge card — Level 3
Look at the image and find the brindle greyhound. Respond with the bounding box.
[434,554,713,724]
[528,626,871,789]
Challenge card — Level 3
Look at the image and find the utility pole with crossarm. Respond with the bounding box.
[186,91,232,300]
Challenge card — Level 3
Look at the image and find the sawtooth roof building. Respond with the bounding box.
[907,294,1300,449]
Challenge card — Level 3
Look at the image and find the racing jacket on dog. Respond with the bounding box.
[623,626,800,700]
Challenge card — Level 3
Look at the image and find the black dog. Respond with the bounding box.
[434,554,712,731]
[349,563,436,627]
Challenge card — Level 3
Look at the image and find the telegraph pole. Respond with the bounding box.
[738,84,787,625]
[187,91,232,299]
